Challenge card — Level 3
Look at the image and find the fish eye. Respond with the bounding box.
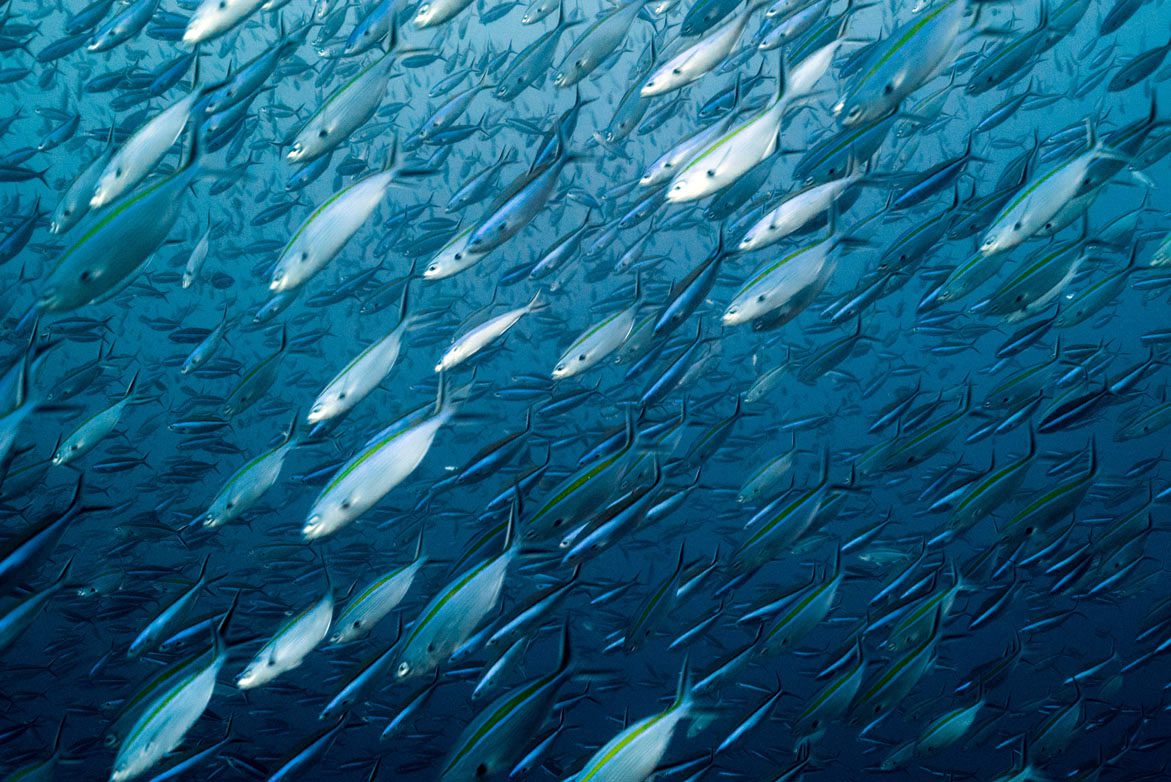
[80,270,92,282]
[317,129,328,138]
[218,0,226,6]
[114,167,123,177]
[883,84,894,95]
[578,353,587,361]
[341,500,351,510]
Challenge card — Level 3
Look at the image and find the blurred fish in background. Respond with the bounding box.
[1,0,1171,779]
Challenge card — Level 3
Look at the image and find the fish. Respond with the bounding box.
[236,588,333,689]
[304,378,469,540]
[111,598,236,782]
[442,622,575,780]
[394,502,522,681]
[0,2,1168,781]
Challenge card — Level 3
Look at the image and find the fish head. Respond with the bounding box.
[423,258,450,279]
[623,627,650,653]
[521,0,556,24]
[306,393,342,425]
[50,200,82,235]
[413,2,440,27]
[303,499,349,540]
[87,26,124,52]
[553,57,588,89]
[834,91,880,128]
[183,1,229,44]
[641,74,669,97]
[269,254,304,292]
[202,86,232,115]
[723,288,773,326]
[666,170,709,204]
[319,695,348,722]
[551,350,588,379]
[344,23,381,56]
[236,659,268,689]
[331,618,365,644]
[288,120,332,163]
[40,265,101,313]
[979,230,1005,256]
[55,438,86,465]
[426,241,478,279]
[90,165,127,209]
[204,492,240,528]
[638,166,665,186]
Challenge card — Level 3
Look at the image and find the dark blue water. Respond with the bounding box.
[2,0,1171,779]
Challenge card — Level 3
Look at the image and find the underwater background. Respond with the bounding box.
[2,0,1171,779]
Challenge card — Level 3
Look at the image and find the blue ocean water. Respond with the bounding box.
[2,0,1171,780]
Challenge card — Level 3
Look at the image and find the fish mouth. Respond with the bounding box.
[38,291,61,312]
[303,515,324,540]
